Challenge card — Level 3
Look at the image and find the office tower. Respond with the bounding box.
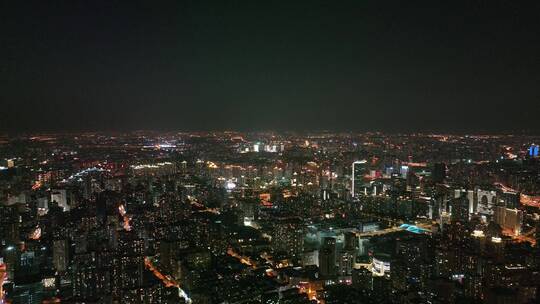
[53,239,69,273]
[400,165,409,179]
[450,195,469,222]
[319,237,337,278]
[494,207,523,236]
[50,189,69,212]
[351,160,367,197]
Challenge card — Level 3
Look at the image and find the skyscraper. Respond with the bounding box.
[351,160,367,198]
[272,218,305,257]
[319,237,337,278]
[450,196,469,222]
[53,239,69,273]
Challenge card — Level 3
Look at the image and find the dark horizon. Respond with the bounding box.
[2,0,540,133]
[4,129,540,138]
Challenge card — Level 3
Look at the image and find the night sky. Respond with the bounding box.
[2,0,540,133]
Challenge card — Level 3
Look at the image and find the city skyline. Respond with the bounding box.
[1,131,540,303]
[2,1,540,303]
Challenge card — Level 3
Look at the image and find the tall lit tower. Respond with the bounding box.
[351,160,367,197]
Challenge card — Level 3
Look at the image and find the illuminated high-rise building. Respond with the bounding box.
[271,218,305,257]
[117,231,145,291]
[351,160,367,198]
[50,189,69,212]
[338,251,354,276]
[72,252,100,300]
[529,144,539,158]
[391,236,429,292]
[494,207,523,236]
